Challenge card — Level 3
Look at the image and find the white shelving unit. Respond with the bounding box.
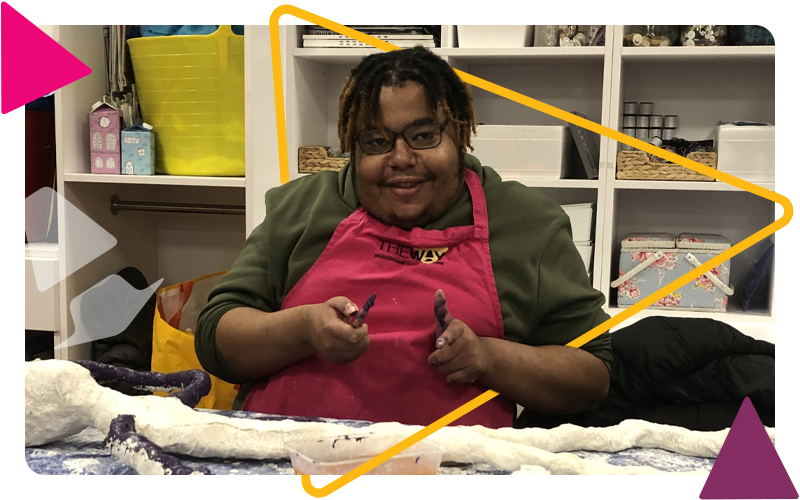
[275,25,776,343]
[45,25,776,361]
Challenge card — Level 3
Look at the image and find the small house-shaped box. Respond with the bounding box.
[90,101,122,174]
[121,123,155,175]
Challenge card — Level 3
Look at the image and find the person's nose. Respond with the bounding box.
[387,135,416,169]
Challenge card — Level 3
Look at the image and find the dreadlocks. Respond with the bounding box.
[337,47,477,156]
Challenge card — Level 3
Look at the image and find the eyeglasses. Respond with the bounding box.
[356,121,449,155]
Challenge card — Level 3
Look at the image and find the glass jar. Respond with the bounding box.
[533,25,557,47]
[680,25,727,46]
[623,25,679,47]
[557,25,584,47]
[728,25,774,46]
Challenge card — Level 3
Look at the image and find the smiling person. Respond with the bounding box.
[195,47,611,429]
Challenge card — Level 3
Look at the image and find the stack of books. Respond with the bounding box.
[302,25,439,48]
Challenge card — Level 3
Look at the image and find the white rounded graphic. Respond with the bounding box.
[106,158,116,170]
[95,157,103,169]
[137,148,146,157]
[100,116,110,128]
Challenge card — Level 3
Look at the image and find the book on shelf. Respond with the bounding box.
[303,25,440,48]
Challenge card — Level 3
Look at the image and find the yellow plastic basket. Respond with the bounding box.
[128,26,244,176]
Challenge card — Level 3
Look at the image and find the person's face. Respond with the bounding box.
[354,82,462,230]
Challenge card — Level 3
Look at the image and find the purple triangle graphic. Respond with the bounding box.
[701,397,797,499]
[1,2,92,113]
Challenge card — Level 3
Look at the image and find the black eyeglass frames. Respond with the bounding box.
[356,121,449,155]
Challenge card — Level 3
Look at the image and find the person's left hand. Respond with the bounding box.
[427,290,493,384]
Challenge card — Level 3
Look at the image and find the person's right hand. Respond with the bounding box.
[304,297,370,364]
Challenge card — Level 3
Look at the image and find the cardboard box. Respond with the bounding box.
[90,101,121,174]
[121,124,155,175]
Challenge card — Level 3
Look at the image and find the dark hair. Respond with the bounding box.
[337,47,476,156]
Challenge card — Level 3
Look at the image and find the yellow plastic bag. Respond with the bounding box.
[152,270,238,410]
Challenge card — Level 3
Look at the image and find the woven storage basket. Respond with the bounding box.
[298,146,349,173]
[616,150,718,181]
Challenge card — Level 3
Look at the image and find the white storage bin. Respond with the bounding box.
[472,125,569,180]
[574,241,593,273]
[715,124,775,183]
[457,25,533,48]
[561,203,594,242]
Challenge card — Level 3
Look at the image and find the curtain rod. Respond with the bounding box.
[110,195,245,216]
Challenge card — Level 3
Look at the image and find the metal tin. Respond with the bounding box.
[638,102,654,115]
[649,115,664,128]
[636,115,650,128]
[664,115,679,128]
[623,115,637,128]
[623,102,637,115]
[663,127,676,140]
[635,127,649,140]
[622,127,635,150]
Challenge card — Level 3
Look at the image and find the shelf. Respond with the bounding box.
[292,47,446,65]
[440,47,605,63]
[621,46,774,64]
[613,180,776,192]
[25,242,59,260]
[63,173,246,188]
[512,178,599,189]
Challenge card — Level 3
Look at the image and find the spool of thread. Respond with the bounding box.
[636,115,650,128]
[638,102,654,116]
[635,127,649,140]
[664,115,679,128]
[622,128,635,150]
[623,102,637,115]
[649,137,663,148]
[649,127,662,139]
[663,128,677,140]
[649,115,664,128]
[623,115,637,128]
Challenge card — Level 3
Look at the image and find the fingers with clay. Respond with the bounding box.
[434,289,454,348]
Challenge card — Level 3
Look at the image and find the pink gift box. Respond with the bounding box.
[89,101,121,174]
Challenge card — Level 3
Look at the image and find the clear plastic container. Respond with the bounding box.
[623,25,680,47]
[285,431,444,475]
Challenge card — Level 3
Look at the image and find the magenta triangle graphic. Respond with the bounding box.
[701,397,797,499]
[1,2,91,113]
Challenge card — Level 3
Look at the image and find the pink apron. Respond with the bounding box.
[243,169,514,428]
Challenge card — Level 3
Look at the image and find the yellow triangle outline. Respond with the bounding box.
[267,7,792,495]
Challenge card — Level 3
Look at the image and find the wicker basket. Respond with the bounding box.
[616,150,718,181]
[298,146,349,173]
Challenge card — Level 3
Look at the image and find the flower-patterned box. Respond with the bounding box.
[611,232,733,312]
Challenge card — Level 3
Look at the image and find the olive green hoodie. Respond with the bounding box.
[195,154,612,408]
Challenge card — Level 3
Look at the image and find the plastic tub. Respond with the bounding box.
[127,25,244,176]
[472,125,570,179]
[561,203,594,242]
[457,25,533,48]
[285,431,444,475]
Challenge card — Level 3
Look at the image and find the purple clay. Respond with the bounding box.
[104,414,211,475]
[74,360,211,408]
[351,294,376,328]
[433,291,449,330]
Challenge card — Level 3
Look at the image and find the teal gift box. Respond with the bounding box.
[121,123,155,175]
